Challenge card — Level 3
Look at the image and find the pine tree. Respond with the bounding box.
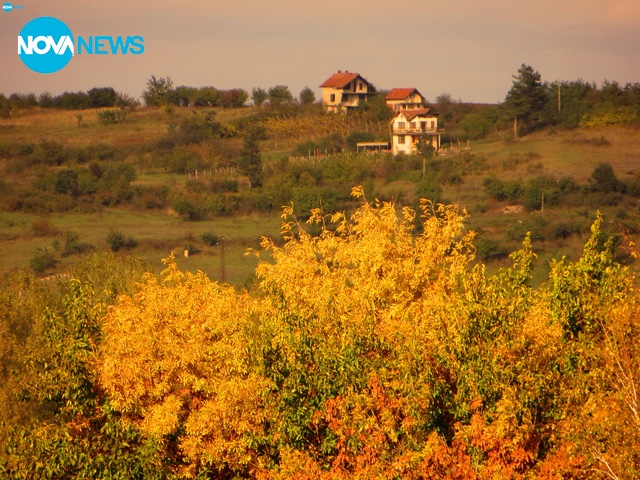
[504,64,548,135]
[238,125,266,188]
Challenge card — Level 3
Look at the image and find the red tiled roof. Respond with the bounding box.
[320,71,367,88]
[397,108,437,121]
[386,88,421,100]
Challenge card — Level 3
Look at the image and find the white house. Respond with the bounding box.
[390,108,441,155]
[385,88,428,111]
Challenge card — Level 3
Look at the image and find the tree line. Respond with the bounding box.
[0,78,316,117]
[4,66,639,139]
[142,75,316,109]
[502,64,640,135]
[0,87,137,116]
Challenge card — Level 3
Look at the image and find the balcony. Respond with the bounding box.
[392,127,440,134]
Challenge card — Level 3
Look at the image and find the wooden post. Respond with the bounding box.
[558,82,561,112]
[220,239,226,283]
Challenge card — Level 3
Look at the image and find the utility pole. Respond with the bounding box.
[558,82,562,112]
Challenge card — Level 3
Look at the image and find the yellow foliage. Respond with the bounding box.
[99,254,270,474]
[96,192,640,478]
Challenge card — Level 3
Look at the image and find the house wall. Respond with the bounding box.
[391,115,438,132]
[387,93,427,110]
[321,87,344,112]
[392,134,414,155]
[390,114,440,155]
[321,76,373,112]
[391,133,440,155]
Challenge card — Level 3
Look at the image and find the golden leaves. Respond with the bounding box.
[95,192,640,478]
[99,258,267,474]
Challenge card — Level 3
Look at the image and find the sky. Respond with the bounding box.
[1,0,640,104]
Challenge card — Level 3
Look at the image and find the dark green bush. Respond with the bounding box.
[483,177,524,202]
[173,198,206,221]
[62,231,94,257]
[475,237,509,261]
[201,232,221,246]
[507,215,548,242]
[106,230,138,252]
[29,248,57,273]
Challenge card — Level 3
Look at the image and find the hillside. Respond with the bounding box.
[3,105,640,478]
[1,105,640,283]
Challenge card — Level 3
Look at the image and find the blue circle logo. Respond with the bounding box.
[18,17,74,74]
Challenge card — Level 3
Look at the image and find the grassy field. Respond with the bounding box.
[470,126,640,182]
[0,209,281,285]
[2,106,640,285]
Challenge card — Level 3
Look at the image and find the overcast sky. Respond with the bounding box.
[2,0,639,103]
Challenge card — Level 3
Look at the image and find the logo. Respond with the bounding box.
[17,16,144,74]
[3,2,24,12]
[18,17,73,74]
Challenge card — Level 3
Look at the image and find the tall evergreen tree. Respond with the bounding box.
[238,126,266,188]
[504,64,548,135]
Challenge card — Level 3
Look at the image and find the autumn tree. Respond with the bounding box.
[4,190,640,478]
[98,256,270,477]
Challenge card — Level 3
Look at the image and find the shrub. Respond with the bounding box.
[29,248,57,273]
[579,105,637,127]
[173,198,206,221]
[209,179,238,193]
[590,162,626,193]
[475,237,509,260]
[507,215,548,242]
[415,179,443,203]
[345,131,375,151]
[201,232,221,246]
[31,219,59,237]
[62,231,94,257]
[32,139,70,166]
[106,230,138,252]
[483,176,524,202]
[97,108,131,125]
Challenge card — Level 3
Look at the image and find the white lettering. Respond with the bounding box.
[32,36,49,55]
[17,36,30,54]
[18,35,74,55]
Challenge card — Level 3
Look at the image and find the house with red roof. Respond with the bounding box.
[390,108,441,155]
[385,88,428,111]
[319,71,375,113]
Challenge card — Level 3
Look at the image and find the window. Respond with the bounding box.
[410,122,416,129]
[330,94,335,102]
[397,121,406,129]
[398,135,406,144]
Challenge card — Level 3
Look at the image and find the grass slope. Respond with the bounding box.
[2,106,640,285]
